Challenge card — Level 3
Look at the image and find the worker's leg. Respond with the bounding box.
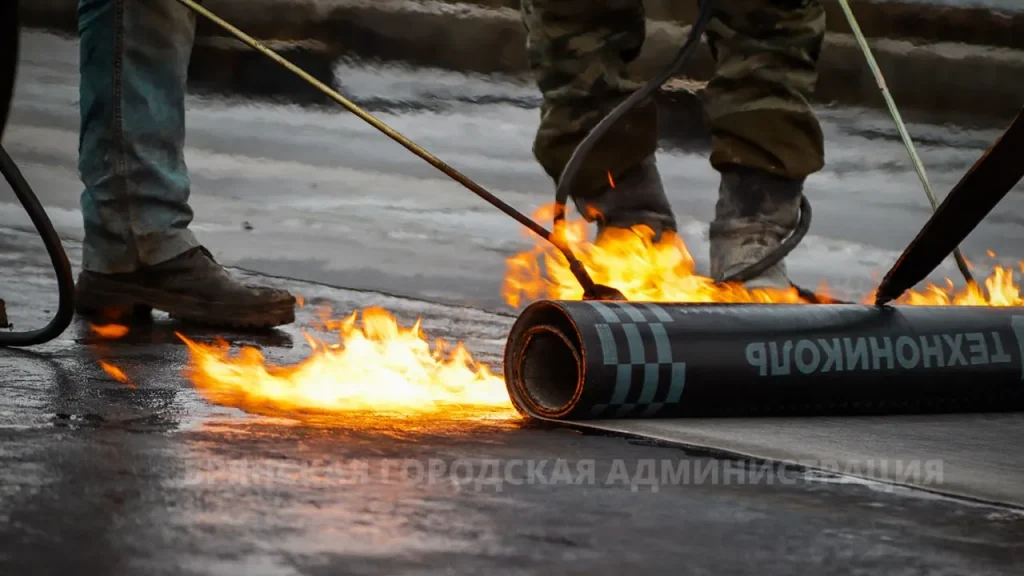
[522,0,675,238]
[76,0,294,327]
[702,0,826,288]
[78,0,198,274]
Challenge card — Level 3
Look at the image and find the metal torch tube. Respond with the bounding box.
[503,301,1024,420]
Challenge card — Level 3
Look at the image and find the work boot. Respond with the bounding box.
[572,155,677,241]
[709,166,804,290]
[75,247,296,329]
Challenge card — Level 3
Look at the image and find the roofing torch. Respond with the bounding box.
[172,0,631,301]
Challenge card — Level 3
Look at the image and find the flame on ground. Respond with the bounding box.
[91,203,1022,420]
[502,204,1023,307]
[88,323,137,388]
[178,307,516,419]
[90,323,129,339]
[98,360,136,389]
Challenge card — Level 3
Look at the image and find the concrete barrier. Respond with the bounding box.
[19,0,1024,123]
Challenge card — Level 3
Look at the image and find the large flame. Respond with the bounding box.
[178,306,515,419]
[89,203,1022,420]
[502,203,1022,307]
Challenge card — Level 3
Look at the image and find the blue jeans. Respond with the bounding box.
[78,0,200,274]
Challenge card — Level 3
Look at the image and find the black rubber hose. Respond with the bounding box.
[0,0,17,133]
[553,0,716,224]
[551,0,837,303]
[719,196,812,284]
[0,0,77,347]
[0,147,77,347]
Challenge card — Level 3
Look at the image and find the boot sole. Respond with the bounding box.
[76,275,295,330]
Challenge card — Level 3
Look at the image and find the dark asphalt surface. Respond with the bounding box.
[2,229,1024,575]
[2,30,1024,575]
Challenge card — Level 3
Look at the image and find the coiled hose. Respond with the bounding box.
[0,0,77,347]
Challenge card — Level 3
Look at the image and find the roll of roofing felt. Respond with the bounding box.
[503,300,1024,419]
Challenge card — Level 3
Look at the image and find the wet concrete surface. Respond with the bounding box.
[3,30,1024,574]
[21,0,1024,120]
[3,229,1024,575]
[5,31,1024,313]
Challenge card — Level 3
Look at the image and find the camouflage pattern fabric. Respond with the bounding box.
[522,0,826,199]
[522,0,655,200]
[703,0,826,180]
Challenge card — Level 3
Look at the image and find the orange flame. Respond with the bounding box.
[504,205,809,306]
[178,307,515,418]
[874,265,1023,306]
[103,204,1021,421]
[98,360,136,389]
[503,204,1022,307]
[89,323,129,339]
[88,323,136,388]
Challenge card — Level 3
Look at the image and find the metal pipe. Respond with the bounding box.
[503,300,1024,419]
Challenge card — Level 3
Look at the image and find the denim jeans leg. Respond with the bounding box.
[78,0,200,274]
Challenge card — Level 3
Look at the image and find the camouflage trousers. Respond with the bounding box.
[523,0,827,199]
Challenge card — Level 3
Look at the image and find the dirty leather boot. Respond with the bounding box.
[709,166,804,290]
[572,155,677,241]
[75,247,296,329]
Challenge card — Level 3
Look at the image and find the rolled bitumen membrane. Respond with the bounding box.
[503,301,1024,419]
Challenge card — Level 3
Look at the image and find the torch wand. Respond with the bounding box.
[171,0,626,300]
